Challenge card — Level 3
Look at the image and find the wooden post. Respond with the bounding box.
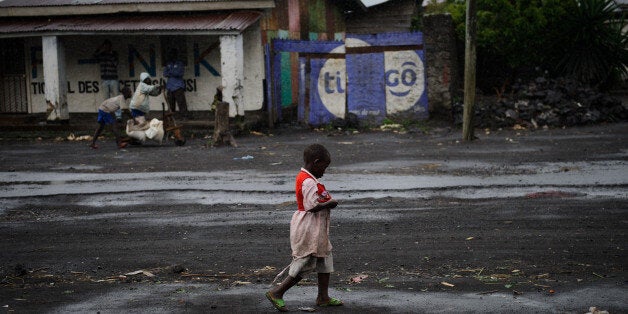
[462,0,477,141]
[213,101,237,147]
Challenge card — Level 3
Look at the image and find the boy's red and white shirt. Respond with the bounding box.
[296,168,332,211]
[291,168,333,258]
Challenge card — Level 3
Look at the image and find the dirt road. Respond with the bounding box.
[0,123,626,313]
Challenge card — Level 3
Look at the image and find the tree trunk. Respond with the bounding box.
[212,101,237,147]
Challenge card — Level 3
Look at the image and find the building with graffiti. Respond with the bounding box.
[261,0,438,126]
[0,0,272,121]
[0,0,457,127]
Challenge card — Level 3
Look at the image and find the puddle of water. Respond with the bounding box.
[50,165,103,171]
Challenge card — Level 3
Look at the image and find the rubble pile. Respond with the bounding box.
[453,77,628,129]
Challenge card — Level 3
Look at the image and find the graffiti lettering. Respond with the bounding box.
[349,109,381,116]
[385,61,418,97]
[31,82,45,94]
[120,78,198,92]
[79,81,99,93]
[323,71,345,94]
[194,42,220,77]
[30,81,102,95]
[128,44,156,77]
[186,79,196,92]
[120,79,140,91]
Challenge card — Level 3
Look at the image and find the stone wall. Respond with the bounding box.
[423,13,459,120]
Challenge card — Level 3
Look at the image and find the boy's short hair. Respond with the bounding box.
[304,144,330,164]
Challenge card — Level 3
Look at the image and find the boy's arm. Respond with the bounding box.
[307,199,338,213]
[140,83,162,96]
[301,178,337,213]
[147,85,162,96]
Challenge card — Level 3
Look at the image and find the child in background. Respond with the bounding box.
[129,72,161,124]
[89,87,132,149]
[266,144,343,312]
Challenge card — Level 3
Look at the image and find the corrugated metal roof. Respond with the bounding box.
[0,0,252,7]
[0,11,262,36]
[0,0,275,18]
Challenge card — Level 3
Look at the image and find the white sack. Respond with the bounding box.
[145,118,164,144]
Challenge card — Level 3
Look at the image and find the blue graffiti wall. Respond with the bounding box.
[272,31,426,126]
[346,51,386,123]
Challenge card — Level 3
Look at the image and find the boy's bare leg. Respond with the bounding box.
[269,275,301,299]
[109,120,123,143]
[90,123,105,148]
[316,273,330,303]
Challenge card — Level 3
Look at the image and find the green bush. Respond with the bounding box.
[427,0,627,91]
[555,0,628,86]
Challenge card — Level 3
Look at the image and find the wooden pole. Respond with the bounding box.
[462,0,477,141]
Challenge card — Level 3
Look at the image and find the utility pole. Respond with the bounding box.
[462,0,477,141]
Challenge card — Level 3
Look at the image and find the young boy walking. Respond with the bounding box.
[89,87,132,149]
[266,144,343,312]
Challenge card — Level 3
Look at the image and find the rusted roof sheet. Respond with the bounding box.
[0,11,263,36]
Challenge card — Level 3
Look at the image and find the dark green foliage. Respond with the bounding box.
[429,0,628,91]
[555,0,628,86]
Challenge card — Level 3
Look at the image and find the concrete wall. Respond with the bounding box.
[24,34,264,115]
[275,32,427,126]
[243,21,265,112]
[423,13,459,119]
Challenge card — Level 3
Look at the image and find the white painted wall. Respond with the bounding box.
[25,33,264,115]
[243,21,264,112]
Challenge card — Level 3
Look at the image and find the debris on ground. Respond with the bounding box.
[380,124,403,131]
[254,266,277,275]
[231,280,252,286]
[586,307,610,314]
[453,77,627,129]
[233,155,254,160]
[66,133,92,141]
[124,270,155,277]
[350,274,368,283]
[298,306,317,312]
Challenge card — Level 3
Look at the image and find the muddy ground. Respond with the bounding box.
[0,122,626,313]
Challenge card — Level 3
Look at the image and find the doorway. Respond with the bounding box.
[0,38,28,113]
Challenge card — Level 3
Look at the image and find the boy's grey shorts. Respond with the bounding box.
[288,253,334,278]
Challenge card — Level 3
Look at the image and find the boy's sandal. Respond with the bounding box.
[265,291,288,312]
[89,143,98,149]
[317,297,343,307]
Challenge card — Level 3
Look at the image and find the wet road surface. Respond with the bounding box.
[0,123,626,313]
